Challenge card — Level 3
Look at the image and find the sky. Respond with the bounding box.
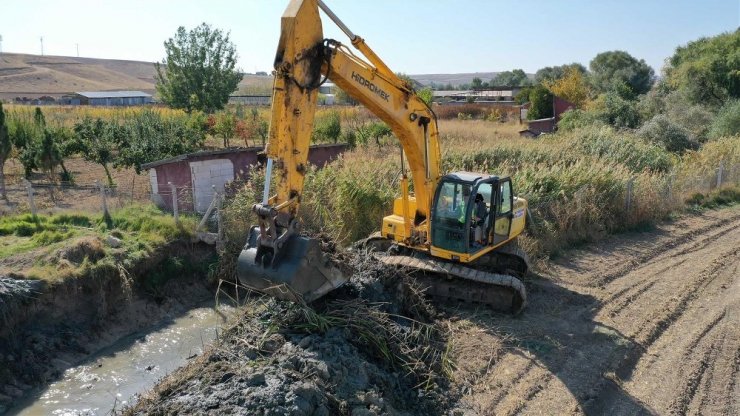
[1,0,738,75]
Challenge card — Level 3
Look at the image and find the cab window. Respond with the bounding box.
[500,181,512,214]
[432,181,472,252]
[433,181,471,223]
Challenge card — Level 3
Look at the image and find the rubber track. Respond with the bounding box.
[377,254,527,313]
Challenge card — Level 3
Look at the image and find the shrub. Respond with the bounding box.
[685,186,740,208]
[50,214,93,227]
[708,100,740,140]
[356,122,392,147]
[564,125,674,172]
[638,114,697,152]
[527,85,553,120]
[557,109,605,132]
[31,229,76,245]
[599,91,640,128]
[312,110,342,143]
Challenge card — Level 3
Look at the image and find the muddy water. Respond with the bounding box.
[11,303,235,416]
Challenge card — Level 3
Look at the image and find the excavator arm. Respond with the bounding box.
[238,0,528,313]
[238,0,442,302]
[262,0,441,235]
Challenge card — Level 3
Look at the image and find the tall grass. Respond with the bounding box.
[221,121,738,261]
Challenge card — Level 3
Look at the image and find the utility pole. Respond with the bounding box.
[40,36,44,56]
[0,35,3,54]
[76,43,79,57]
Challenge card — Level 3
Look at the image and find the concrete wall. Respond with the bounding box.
[527,118,556,135]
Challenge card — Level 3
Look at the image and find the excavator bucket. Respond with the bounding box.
[237,226,348,303]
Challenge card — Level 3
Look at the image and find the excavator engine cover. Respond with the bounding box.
[237,226,347,303]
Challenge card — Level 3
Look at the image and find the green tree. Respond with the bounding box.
[395,72,415,89]
[333,85,358,105]
[8,113,40,178]
[73,117,119,186]
[597,90,641,128]
[155,23,243,113]
[490,69,531,87]
[214,112,237,148]
[417,87,434,105]
[664,29,740,107]
[515,86,532,104]
[471,77,484,90]
[36,128,63,201]
[543,67,590,108]
[526,85,553,120]
[33,107,46,127]
[708,100,740,139]
[52,125,78,182]
[638,114,696,153]
[589,51,654,97]
[535,63,587,83]
[0,104,11,200]
[115,110,205,174]
[312,110,341,144]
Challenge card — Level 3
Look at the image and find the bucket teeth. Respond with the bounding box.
[237,227,348,303]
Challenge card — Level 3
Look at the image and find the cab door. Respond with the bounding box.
[492,178,514,245]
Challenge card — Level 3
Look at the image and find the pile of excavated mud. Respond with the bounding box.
[128,251,458,416]
[0,277,45,320]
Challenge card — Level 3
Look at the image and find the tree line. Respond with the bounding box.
[0,107,208,199]
[548,29,739,153]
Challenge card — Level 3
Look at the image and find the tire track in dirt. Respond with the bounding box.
[593,216,739,287]
[633,248,737,347]
[594,222,739,415]
[668,332,724,415]
[450,207,740,416]
[690,330,736,416]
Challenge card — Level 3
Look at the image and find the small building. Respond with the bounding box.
[518,96,575,137]
[433,86,523,104]
[67,91,153,106]
[229,95,272,106]
[142,144,348,213]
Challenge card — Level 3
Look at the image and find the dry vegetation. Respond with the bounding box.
[222,115,739,265]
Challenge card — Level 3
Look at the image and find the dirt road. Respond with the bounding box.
[450,206,739,415]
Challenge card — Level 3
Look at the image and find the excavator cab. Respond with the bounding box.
[430,172,515,259]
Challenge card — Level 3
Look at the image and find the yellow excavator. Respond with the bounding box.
[237,0,529,312]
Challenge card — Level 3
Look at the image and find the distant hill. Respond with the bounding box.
[0,53,273,101]
[0,53,532,100]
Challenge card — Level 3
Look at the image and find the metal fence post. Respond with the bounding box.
[717,161,724,189]
[24,179,37,216]
[97,180,109,217]
[625,178,634,212]
[216,190,224,250]
[169,182,179,224]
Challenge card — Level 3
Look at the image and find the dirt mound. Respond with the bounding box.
[0,277,45,323]
[129,252,455,416]
[55,236,106,265]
